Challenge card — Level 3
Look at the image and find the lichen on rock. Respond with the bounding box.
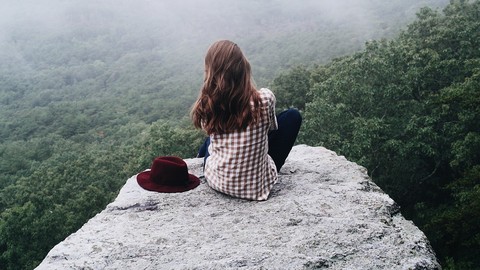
[36,145,441,270]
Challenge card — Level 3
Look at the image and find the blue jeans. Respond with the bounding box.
[198,108,302,172]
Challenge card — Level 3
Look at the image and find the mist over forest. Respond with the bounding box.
[0,0,450,87]
[4,0,479,269]
[0,0,450,140]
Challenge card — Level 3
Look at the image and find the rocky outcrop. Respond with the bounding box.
[36,145,440,269]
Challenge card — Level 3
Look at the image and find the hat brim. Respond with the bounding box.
[136,170,200,193]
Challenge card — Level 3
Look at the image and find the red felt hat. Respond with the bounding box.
[136,156,200,193]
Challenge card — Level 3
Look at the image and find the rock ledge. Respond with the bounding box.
[36,145,440,270]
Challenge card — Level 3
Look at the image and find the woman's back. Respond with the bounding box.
[192,40,301,201]
[204,88,278,200]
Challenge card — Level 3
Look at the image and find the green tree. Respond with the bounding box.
[271,66,311,112]
[296,1,480,267]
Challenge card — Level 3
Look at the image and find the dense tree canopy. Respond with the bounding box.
[273,1,479,268]
[2,0,472,269]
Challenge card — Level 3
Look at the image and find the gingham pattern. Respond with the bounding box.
[204,88,278,200]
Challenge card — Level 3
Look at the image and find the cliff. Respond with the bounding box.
[35,145,440,270]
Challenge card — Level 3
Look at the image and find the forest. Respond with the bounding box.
[1,0,477,269]
[273,1,480,268]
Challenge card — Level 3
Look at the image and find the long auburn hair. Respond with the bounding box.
[191,40,262,134]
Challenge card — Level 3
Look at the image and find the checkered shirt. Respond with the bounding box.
[204,88,278,200]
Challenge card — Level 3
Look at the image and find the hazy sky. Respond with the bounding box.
[0,0,450,40]
[0,0,450,85]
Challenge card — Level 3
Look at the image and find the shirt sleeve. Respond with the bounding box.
[268,89,278,131]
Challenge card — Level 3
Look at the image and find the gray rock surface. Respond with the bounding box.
[36,145,440,270]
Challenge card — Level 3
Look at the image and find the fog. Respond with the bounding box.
[0,0,450,87]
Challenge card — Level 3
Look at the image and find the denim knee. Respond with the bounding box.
[279,108,302,125]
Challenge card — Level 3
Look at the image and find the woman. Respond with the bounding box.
[191,40,301,200]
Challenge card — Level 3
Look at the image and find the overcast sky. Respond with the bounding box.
[0,0,450,85]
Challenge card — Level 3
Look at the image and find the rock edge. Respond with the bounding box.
[36,145,441,270]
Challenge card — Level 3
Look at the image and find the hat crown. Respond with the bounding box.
[136,156,200,193]
[149,156,189,186]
